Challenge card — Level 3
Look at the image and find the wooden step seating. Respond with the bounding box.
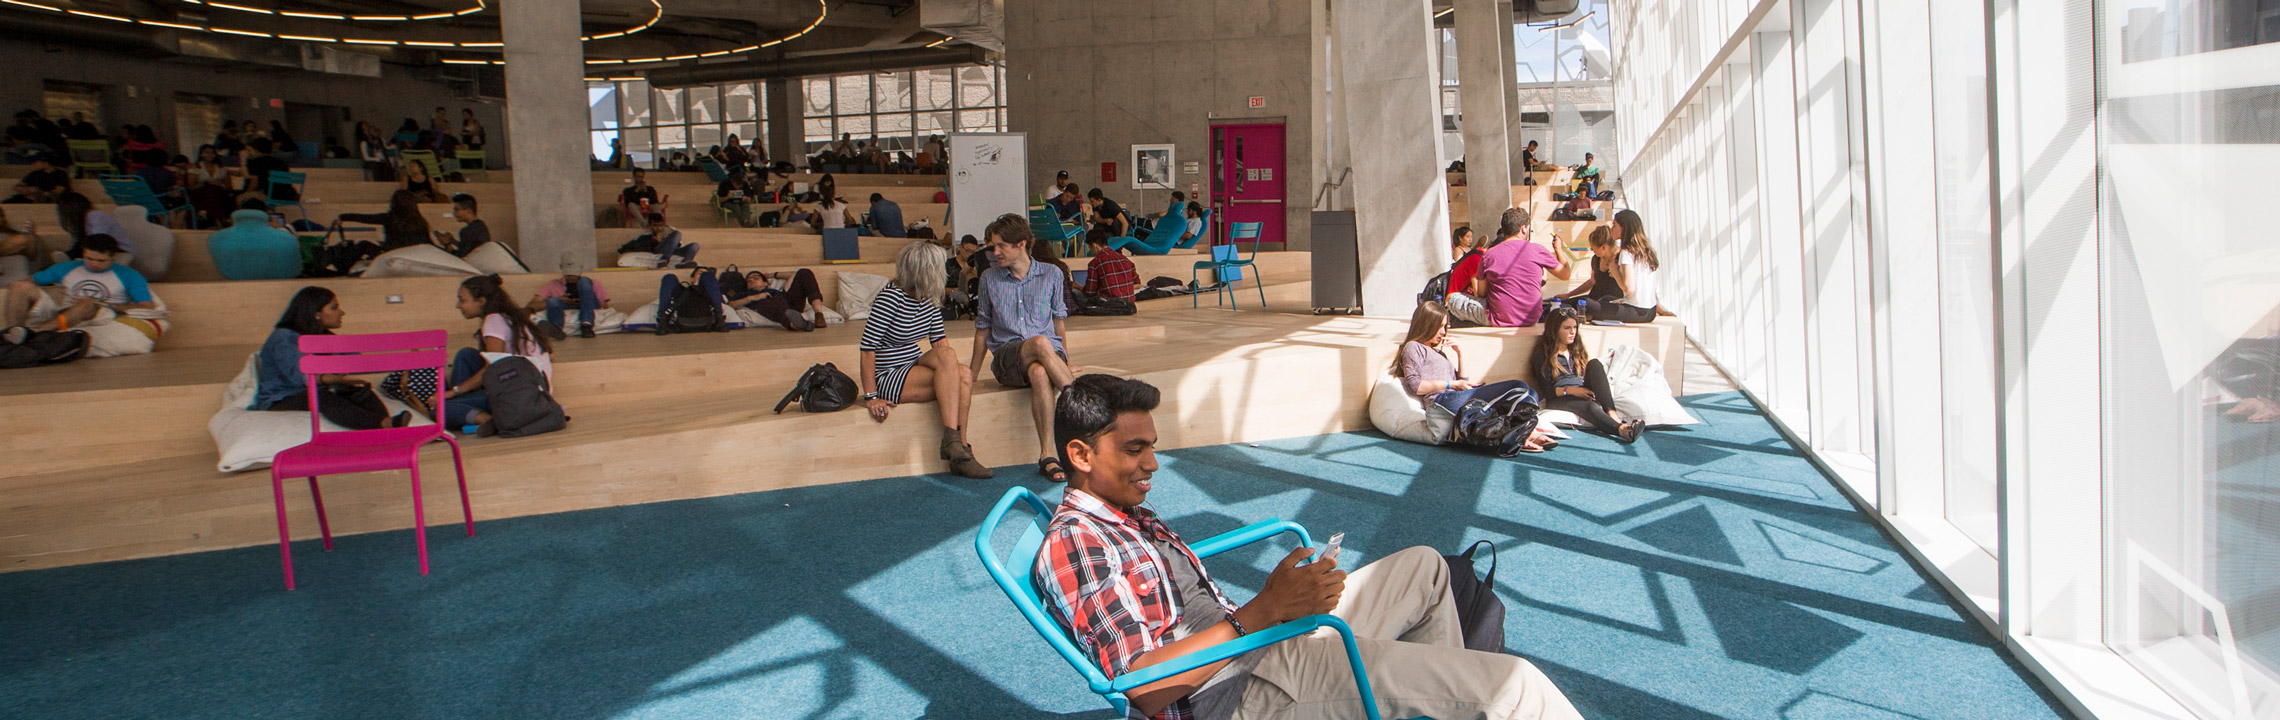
[0,273,1687,573]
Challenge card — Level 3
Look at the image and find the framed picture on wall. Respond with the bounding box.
[1130,143,1175,190]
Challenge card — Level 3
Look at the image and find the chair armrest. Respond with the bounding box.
[1105,615,1380,720]
[1191,518,1312,559]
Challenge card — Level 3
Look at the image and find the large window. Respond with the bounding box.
[587,79,767,166]
[801,65,1006,154]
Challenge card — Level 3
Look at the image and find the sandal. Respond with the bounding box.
[1617,419,1644,444]
[1037,457,1068,483]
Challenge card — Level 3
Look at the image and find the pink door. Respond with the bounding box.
[1211,123,1287,248]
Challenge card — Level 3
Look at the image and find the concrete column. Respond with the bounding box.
[1497,0,1527,179]
[1335,0,1449,318]
[1456,0,1514,237]
[764,78,800,166]
[501,0,594,273]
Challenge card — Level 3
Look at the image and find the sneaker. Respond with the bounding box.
[535,320,568,341]
[579,323,596,339]
[785,311,814,332]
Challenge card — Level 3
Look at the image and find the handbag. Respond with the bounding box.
[1443,540,1507,653]
[773,362,858,413]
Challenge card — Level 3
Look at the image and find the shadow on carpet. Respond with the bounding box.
[0,391,2073,719]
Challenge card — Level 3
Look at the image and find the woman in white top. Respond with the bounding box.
[816,197,857,230]
[435,274,555,431]
[1589,209,1662,324]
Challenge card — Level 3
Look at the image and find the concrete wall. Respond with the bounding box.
[0,37,507,163]
[1003,0,1318,249]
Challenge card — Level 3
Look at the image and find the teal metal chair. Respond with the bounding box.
[1108,201,1185,256]
[1027,205,1084,257]
[1193,221,1267,308]
[265,170,308,224]
[1172,208,1214,250]
[698,156,731,182]
[98,175,196,228]
[974,486,1384,720]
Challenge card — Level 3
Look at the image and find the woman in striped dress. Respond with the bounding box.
[860,241,993,478]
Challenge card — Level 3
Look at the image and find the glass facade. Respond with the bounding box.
[587,79,765,167]
[800,65,1006,154]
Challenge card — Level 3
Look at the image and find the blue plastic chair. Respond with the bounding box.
[1172,208,1214,250]
[1194,221,1267,309]
[975,486,1384,720]
[699,156,731,182]
[1109,201,1186,256]
[1027,205,1084,257]
[97,175,196,228]
[265,170,308,224]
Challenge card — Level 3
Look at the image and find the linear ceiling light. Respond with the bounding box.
[178,0,486,22]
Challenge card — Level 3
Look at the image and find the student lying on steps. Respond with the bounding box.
[725,267,829,332]
[859,242,992,478]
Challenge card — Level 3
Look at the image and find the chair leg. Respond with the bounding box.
[1254,274,1267,308]
[446,438,474,537]
[1190,269,1200,308]
[408,462,431,576]
[271,472,296,590]
[307,475,333,551]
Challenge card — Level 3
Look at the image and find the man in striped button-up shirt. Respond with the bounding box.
[969,213,1079,482]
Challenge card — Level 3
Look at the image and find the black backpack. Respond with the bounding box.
[1073,295,1137,316]
[1421,249,1481,303]
[656,272,726,335]
[1448,384,1542,457]
[716,264,748,296]
[773,363,858,413]
[478,356,566,437]
[0,328,90,369]
[1443,541,1507,653]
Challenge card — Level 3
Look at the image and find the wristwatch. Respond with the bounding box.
[861,392,881,401]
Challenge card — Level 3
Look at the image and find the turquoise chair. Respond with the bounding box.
[699,156,731,182]
[1027,205,1084,257]
[1171,208,1213,250]
[207,209,303,280]
[98,175,196,228]
[1108,201,1185,256]
[1193,221,1267,309]
[265,170,308,224]
[974,486,1385,720]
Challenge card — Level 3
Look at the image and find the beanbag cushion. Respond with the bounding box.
[207,209,302,280]
[27,290,169,357]
[361,244,480,278]
[106,206,175,281]
[617,252,660,268]
[208,354,430,472]
[835,271,889,321]
[462,242,529,275]
[1602,344,1702,427]
[1368,372,1450,445]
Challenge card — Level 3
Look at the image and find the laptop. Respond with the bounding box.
[1070,269,1088,286]
[821,228,863,264]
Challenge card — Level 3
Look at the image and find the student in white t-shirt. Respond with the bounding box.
[3,233,152,331]
[1589,212,1662,324]
[434,274,554,430]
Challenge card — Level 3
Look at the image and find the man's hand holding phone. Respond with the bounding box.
[1233,536,1347,632]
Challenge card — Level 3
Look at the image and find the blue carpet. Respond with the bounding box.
[0,391,2071,719]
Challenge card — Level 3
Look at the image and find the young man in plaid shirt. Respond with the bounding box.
[1082,232,1140,302]
[1034,374,1585,720]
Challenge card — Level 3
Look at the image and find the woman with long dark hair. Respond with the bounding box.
[335,189,432,249]
[459,108,485,150]
[1527,306,1643,442]
[254,286,407,429]
[1608,209,1675,318]
[397,160,443,203]
[55,191,132,259]
[431,274,554,431]
[1393,301,1554,452]
[124,125,168,170]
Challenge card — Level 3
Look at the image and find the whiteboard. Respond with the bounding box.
[947,132,1027,244]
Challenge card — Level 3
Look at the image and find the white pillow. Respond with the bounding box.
[106,206,175,281]
[591,306,627,335]
[1600,344,1703,427]
[835,271,889,321]
[209,354,432,472]
[1368,372,1446,445]
[463,242,529,275]
[361,245,481,278]
[616,252,660,268]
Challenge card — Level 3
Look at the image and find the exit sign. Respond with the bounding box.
[1247,96,1265,108]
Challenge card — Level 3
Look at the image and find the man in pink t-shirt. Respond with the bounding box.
[1478,207,1571,327]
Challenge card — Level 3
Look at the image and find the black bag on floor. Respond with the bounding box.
[1444,540,1507,653]
[479,356,566,437]
[0,327,89,369]
[1448,384,1542,457]
[773,362,857,413]
[1074,295,1136,316]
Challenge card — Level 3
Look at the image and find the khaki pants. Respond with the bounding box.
[1230,546,1585,720]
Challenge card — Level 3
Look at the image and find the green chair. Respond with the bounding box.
[452,149,489,182]
[398,150,444,182]
[974,486,1386,720]
[1193,221,1266,309]
[66,139,115,178]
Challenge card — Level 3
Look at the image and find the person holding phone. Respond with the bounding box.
[1036,374,1585,720]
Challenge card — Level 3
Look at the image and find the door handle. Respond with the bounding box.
[1229,199,1283,205]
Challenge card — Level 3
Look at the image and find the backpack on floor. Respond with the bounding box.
[0,327,89,369]
[1448,384,1542,457]
[1074,295,1137,316]
[1443,541,1507,653]
[773,362,858,414]
[479,356,566,437]
[657,273,726,335]
[716,264,747,296]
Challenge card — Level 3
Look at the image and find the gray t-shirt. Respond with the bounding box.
[1148,537,1259,720]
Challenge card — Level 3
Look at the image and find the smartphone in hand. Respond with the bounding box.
[1317,532,1345,567]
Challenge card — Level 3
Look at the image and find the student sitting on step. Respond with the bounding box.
[1395,301,1555,453]
[1036,374,1587,720]
[859,242,992,478]
[1478,207,1572,328]
[2,233,152,332]
[618,213,698,269]
[1557,225,1659,324]
[725,267,829,331]
[255,286,409,430]
[619,168,660,213]
[966,213,1077,483]
[716,168,759,228]
[1529,306,1644,444]
[430,274,554,430]
[526,268,611,339]
[432,193,494,258]
[1080,231,1138,303]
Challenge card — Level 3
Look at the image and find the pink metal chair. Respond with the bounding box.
[270,329,472,590]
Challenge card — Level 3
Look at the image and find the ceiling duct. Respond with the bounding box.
[920,0,1003,52]
[644,45,991,88]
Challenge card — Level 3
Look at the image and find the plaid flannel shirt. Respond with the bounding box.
[1034,489,1241,720]
[1084,247,1140,302]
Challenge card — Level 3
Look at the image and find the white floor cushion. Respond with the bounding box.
[1601,344,1703,427]
[361,245,481,278]
[462,242,528,275]
[1368,372,1449,445]
[835,271,889,321]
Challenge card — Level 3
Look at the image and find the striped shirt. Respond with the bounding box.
[975,261,1068,353]
[859,284,947,372]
